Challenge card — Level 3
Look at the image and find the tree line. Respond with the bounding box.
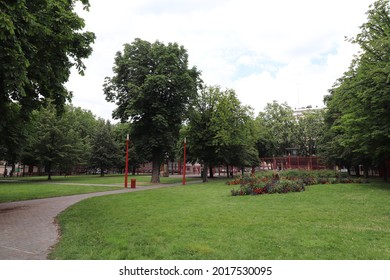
[1,97,325,181]
[322,0,390,179]
[1,0,388,181]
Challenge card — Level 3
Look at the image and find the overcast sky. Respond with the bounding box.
[66,0,375,120]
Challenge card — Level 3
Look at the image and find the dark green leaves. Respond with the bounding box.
[324,0,390,173]
[104,38,201,183]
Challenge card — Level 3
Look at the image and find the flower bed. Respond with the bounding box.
[229,170,366,196]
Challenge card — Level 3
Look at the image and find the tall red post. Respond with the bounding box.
[182,137,187,185]
[124,134,129,188]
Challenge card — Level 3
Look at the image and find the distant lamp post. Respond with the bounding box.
[182,137,187,185]
[125,134,129,188]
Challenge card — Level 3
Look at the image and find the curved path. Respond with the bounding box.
[0,183,187,260]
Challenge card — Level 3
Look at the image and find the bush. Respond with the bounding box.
[230,176,305,196]
[229,169,364,196]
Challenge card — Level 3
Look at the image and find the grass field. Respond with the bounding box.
[0,174,198,185]
[0,184,122,203]
[49,180,390,260]
[0,174,199,203]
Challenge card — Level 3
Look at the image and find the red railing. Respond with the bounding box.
[259,156,326,171]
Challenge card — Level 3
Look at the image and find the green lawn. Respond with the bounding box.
[0,183,122,203]
[50,180,390,260]
[0,174,199,203]
[0,174,198,185]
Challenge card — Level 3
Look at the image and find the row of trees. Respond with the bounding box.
[184,89,325,182]
[322,0,390,178]
[1,0,388,182]
[1,97,324,182]
[103,38,326,183]
[1,0,95,166]
[4,103,123,180]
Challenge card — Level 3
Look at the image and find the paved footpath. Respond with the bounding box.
[0,183,186,260]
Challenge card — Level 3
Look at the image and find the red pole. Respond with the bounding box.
[182,137,187,185]
[124,134,129,188]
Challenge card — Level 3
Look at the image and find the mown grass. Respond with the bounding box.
[0,174,199,203]
[0,174,198,185]
[0,183,122,203]
[50,180,390,260]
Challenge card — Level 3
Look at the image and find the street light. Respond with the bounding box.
[182,137,186,185]
[125,134,129,188]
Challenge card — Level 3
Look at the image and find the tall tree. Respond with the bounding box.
[0,0,95,160]
[186,86,220,182]
[89,120,121,177]
[256,101,296,157]
[324,0,390,178]
[65,105,99,171]
[23,103,84,180]
[187,86,257,181]
[104,38,201,183]
[296,110,325,156]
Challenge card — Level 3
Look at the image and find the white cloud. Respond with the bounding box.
[66,0,375,120]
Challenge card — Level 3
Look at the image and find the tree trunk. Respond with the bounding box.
[383,160,388,181]
[151,153,161,183]
[10,163,15,177]
[363,163,369,179]
[209,165,214,178]
[100,166,104,177]
[354,165,360,177]
[47,164,52,181]
[202,162,209,182]
[226,165,230,178]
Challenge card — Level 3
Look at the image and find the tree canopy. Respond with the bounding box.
[256,101,296,157]
[104,38,201,183]
[323,0,390,178]
[0,0,95,162]
[186,86,257,181]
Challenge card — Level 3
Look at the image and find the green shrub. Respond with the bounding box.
[230,169,363,196]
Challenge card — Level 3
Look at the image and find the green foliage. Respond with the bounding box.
[230,174,306,196]
[186,86,258,181]
[104,38,201,183]
[296,110,325,156]
[22,103,85,179]
[89,120,122,176]
[229,169,366,196]
[0,0,95,162]
[256,101,296,156]
[323,0,390,177]
[18,103,125,179]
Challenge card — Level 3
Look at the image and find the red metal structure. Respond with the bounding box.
[259,156,326,170]
[124,134,129,188]
[182,137,187,185]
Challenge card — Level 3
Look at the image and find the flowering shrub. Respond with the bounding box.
[230,176,305,196]
[229,170,366,196]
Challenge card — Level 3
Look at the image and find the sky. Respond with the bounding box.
[66,0,375,121]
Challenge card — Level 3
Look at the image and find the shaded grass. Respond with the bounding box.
[0,183,122,203]
[0,175,200,203]
[50,180,390,260]
[0,174,199,185]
